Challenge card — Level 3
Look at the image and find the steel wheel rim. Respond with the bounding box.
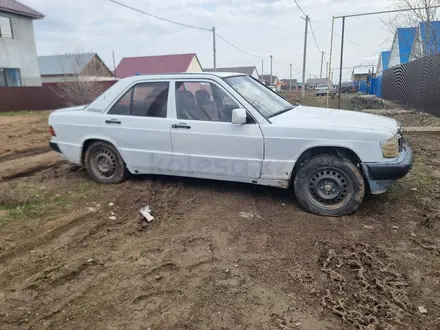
[307,167,352,208]
[91,148,117,180]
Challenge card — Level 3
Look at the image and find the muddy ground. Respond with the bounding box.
[1,111,440,330]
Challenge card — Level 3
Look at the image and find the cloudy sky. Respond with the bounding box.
[26,0,399,82]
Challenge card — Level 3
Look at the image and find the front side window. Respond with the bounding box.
[108,82,169,117]
[175,81,240,122]
[224,75,296,119]
[0,16,12,38]
[0,68,21,86]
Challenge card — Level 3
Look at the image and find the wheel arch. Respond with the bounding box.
[291,146,362,180]
[80,137,120,166]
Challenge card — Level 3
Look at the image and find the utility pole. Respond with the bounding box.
[320,51,324,78]
[301,15,309,98]
[289,64,292,91]
[212,27,216,71]
[325,62,328,78]
[270,55,273,86]
[261,59,264,80]
[112,51,117,80]
[327,16,335,108]
[337,17,346,109]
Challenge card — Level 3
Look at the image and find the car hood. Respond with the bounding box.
[270,105,398,134]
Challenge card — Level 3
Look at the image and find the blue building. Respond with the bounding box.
[410,21,440,60]
[388,27,417,67]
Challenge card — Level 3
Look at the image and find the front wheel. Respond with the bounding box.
[293,154,365,216]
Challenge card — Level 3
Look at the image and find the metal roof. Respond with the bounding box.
[305,78,328,84]
[0,0,43,19]
[397,27,417,64]
[418,21,440,54]
[38,53,96,76]
[381,51,391,71]
[115,53,200,78]
[204,66,257,76]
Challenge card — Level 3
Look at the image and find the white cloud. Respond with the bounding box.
[26,0,397,81]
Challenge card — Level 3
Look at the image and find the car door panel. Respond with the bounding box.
[170,80,264,179]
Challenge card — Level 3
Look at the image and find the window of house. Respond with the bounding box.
[175,81,242,122]
[0,68,22,87]
[0,16,13,38]
[108,82,169,117]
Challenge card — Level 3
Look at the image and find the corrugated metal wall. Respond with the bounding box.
[382,54,440,116]
[0,81,116,112]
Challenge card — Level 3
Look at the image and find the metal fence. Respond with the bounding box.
[382,54,440,116]
[0,81,116,112]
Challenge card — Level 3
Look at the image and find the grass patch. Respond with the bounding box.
[0,110,50,117]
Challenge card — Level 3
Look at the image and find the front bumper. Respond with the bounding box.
[361,144,413,194]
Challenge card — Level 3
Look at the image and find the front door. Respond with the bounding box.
[102,81,173,174]
[170,80,264,179]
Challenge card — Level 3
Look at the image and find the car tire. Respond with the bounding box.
[84,141,128,184]
[293,154,365,216]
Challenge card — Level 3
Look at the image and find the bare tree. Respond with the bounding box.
[382,0,440,59]
[54,53,113,106]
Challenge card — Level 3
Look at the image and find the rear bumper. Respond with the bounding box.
[49,141,61,153]
[361,144,413,194]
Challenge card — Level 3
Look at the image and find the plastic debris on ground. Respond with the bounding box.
[140,205,154,222]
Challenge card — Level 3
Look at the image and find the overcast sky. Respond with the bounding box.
[26,0,399,82]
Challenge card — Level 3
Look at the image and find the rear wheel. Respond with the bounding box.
[293,154,365,216]
[84,141,128,184]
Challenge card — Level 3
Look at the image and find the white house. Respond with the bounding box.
[409,21,440,61]
[0,0,43,86]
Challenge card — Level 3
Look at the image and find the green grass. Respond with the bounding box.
[0,110,50,117]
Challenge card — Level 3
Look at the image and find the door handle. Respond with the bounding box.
[172,123,191,129]
[106,119,121,124]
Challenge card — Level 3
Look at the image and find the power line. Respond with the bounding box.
[215,33,265,58]
[292,0,307,17]
[310,18,374,53]
[180,31,211,51]
[108,0,210,31]
[308,21,321,53]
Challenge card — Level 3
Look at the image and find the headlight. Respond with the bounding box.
[381,135,399,158]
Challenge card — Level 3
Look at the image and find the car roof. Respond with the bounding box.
[119,72,246,82]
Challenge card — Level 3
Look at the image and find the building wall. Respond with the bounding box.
[186,56,203,72]
[251,68,259,79]
[388,35,400,68]
[0,12,41,86]
[82,56,113,77]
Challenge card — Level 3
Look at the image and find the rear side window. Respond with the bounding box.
[108,82,169,117]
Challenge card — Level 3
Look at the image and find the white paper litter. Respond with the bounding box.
[140,206,154,222]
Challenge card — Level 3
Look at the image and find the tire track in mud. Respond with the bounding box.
[0,209,95,263]
[319,243,413,329]
[0,146,50,163]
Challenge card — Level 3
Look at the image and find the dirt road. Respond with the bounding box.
[1,112,440,329]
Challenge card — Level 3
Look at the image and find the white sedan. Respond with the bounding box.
[49,72,412,216]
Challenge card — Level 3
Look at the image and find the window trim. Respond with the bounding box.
[172,78,257,124]
[0,15,13,39]
[106,81,170,118]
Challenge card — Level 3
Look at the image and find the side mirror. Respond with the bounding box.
[231,108,247,124]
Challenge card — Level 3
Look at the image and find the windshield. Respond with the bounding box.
[317,84,327,88]
[224,75,296,118]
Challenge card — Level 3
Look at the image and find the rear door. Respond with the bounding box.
[170,80,264,179]
[101,81,173,174]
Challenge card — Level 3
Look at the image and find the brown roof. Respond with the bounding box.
[115,53,200,78]
[0,0,44,19]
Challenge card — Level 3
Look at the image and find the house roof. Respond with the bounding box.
[280,79,298,84]
[418,21,440,55]
[0,0,43,19]
[353,66,373,75]
[381,51,391,71]
[204,66,257,76]
[38,53,105,76]
[115,53,199,78]
[260,74,278,81]
[305,78,327,85]
[396,27,417,63]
